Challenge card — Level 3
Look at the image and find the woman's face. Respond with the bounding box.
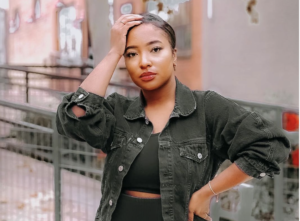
[124,23,176,90]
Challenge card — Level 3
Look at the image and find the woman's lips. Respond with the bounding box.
[140,73,156,81]
[141,75,156,81]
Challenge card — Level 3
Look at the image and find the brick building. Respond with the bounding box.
[7,0,88,65]
[6,0,88,92]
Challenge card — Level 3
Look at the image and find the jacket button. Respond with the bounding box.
[137,137,143,143]
[197,153,202,159]
[109,199,113,206]
[260,172,266,177]
[118,165,123,172]
[78,94,84,99]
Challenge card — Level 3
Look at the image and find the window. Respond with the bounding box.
[9,9,20,33]
[26,0,41,23]
[35,0,41,19]
[0,9,7,64]
[57,6,83,64]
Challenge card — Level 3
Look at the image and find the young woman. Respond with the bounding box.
[56,13,291,221]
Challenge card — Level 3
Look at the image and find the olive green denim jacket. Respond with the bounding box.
[56,76,290,221]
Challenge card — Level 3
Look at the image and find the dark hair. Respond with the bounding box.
[127,13,176,49]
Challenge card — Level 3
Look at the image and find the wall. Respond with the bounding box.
[8,0,87,65]
[201,0,299,107]
[175,0,202,90]
[8,0,56,64]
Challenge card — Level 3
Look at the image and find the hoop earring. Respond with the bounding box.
[173,64,177,71]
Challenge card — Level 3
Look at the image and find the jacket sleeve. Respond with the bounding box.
[205,91,291,179]
[56,87,117,153]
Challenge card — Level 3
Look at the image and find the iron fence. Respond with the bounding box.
[0,99,105,220]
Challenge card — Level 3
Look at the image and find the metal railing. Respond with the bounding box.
[0,99,106,220]
[18,64,94,76]
[0,64,140,111]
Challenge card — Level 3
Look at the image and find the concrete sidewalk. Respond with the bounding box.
[0,149,102,221]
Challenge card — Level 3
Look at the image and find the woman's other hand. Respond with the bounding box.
[188,186,214,221]
[110,14,143,56]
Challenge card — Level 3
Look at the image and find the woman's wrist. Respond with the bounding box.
[108,48,124,58]
[195,183,216,199]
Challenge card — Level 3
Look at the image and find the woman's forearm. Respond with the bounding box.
[72,14,143,118]
[71,51,122,118]
[80,50,122,96]
[198,163,253,198]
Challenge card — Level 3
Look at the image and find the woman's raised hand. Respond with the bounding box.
[110,14,143,56]
[78,15,142,97]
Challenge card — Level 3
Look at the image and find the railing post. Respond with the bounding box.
[25,72,29,103]
[274,164,284,221]
[52,116,61,221]
[80,66,84,76]
[274,108,284,221]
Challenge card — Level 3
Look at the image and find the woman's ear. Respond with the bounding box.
[172,48,177,71]
[172,48,177,63]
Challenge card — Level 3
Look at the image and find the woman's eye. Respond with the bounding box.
[152,47,162,53]
[126,53,137,58]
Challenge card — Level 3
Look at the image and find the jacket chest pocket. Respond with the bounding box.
[179,143,208,163]
[179,143,208,180]
[107,133,126,164]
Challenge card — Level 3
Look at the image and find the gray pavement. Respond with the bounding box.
[0,149,102,221]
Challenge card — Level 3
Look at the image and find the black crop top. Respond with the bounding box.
[122,133,160,194]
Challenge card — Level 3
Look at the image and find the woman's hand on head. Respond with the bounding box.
[110,14,143,57]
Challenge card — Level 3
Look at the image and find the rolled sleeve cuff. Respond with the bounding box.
[65,87,106,120]
[234,156,277,179]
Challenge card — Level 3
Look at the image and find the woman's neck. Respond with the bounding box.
[142,76,176,108]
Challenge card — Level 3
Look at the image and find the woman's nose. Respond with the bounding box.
[139,53,152,69]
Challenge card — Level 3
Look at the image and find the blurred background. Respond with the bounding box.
[0,0,298,220]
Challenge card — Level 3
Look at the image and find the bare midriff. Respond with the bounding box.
[123,190,161,199]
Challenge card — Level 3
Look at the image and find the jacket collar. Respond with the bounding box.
[123,76,196,120]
